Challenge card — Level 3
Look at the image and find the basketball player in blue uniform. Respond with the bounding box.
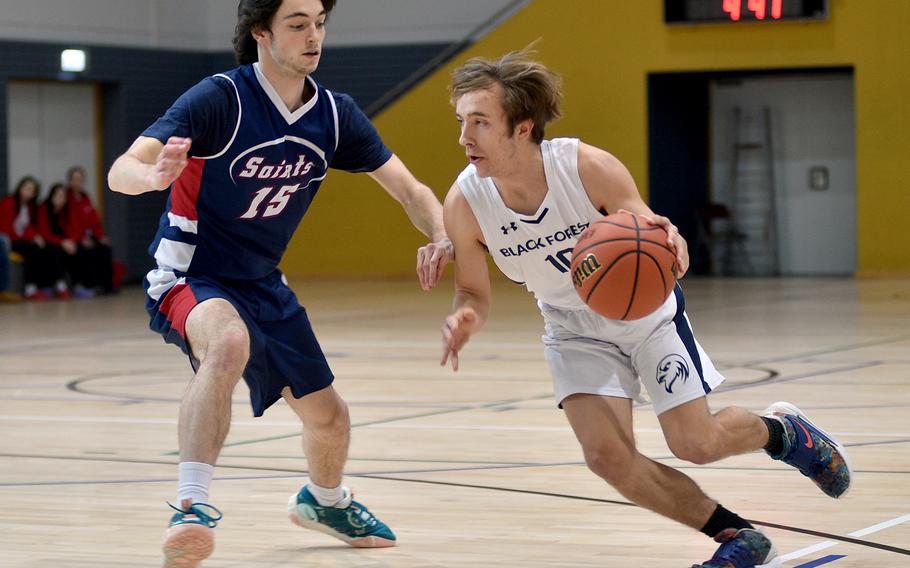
[108,1,452,566]
[439,50,852,568]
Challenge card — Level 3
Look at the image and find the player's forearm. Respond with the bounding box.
[402,185,447,242]
[108,154,159,196]
[452,288,490,331]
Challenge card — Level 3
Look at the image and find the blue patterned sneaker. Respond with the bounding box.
[162,502,222,568]
[288,486,396,548]
[763,401,853,498]
[691,528,780,568]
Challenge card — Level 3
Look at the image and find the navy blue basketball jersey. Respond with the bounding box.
[142,63,391,298]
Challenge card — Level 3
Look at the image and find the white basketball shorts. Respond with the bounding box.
[540,286,725,415]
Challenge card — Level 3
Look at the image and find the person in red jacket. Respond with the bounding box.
[39,183,97,298]
[65,166,113,292]
[0,176,65,299]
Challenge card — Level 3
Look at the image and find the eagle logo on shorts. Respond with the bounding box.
[656,354,690,394]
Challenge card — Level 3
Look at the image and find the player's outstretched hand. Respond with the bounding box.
[441,306,477,371]
[417,237,454,291]
[147,137,191,191]
[618,209,689,278]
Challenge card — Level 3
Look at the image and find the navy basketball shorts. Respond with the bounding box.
[144,270,334,416]
[540,285,725,415]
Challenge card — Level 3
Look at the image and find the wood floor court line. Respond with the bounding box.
[2,277,908,567]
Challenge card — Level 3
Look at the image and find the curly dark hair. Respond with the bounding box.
[233,0,337,65]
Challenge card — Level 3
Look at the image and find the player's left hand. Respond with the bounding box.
[417,237,454,290]
[620,210,689,278]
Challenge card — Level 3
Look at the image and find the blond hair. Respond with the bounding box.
[450,49,562,144]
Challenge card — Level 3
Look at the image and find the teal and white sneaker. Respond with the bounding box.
[162,502,222,568]
[287,486,396,548]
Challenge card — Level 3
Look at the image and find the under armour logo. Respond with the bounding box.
[501,222,518,235]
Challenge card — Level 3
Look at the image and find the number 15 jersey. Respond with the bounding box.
[142,63,391,299]
[456,137,604,310]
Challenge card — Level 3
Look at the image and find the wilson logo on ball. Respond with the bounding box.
[572,253,603,289]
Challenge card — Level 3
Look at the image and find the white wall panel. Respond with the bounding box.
[0,1,154,48]
[7,82,98,205]
[0,0,523,50]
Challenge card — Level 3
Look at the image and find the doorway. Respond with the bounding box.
[649,68,856,276]
[7,80,100,206]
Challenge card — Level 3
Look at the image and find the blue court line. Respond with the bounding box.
[794,555,846,568]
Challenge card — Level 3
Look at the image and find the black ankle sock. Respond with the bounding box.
[700,504,754,538]
[761,416,785,455]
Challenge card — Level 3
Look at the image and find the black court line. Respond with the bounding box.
[178,363,786,453]
[845,438,910,448]
[3,451,909,482]
[0,331,152,355]
[199,392,555,454]
[67,372,188,404]
[177,359,887,454]
[714,362,881,393]
[30,318,910,559]
[353,473,910,557]
[0,473,301,487]
[218,454,541,465]
[59,331,910,407]
[0,453,910,486]
[735,334,910,367]
[2,451,908,557]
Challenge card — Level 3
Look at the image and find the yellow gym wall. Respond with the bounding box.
[282,0,909,278]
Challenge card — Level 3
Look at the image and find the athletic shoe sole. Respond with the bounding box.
[162,523,214,567]
[287,494,396,548]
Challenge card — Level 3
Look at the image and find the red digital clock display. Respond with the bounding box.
[724,0,781,21]
[665,0,827,24]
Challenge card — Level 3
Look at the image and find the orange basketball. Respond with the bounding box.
[570,212,677,320]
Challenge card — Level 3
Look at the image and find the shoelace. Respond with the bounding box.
[345,503,378,528]
[707,535,762,567]
[167,502,223,528]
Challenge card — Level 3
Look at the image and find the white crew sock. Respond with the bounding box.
[177,461,214,507]
[307,480,345,506]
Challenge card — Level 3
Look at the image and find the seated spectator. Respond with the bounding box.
[66,166,113,293]
[0,232,22,302]
[39,183,95,298]
[0,176,66,300]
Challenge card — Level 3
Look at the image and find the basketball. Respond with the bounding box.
[570,212,677,320]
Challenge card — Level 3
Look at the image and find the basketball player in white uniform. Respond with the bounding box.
[437,50,852,568]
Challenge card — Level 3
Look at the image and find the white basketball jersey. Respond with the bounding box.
[457,138,605,310]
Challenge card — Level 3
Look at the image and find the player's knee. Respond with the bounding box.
[327,397,350,432]
[583,446,635,486]
[205,324,250,375]
[667,435,719,465]
[309,393,350,434]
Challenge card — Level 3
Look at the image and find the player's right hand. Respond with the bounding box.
[441,306,477,371]
[146,137,191,190]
